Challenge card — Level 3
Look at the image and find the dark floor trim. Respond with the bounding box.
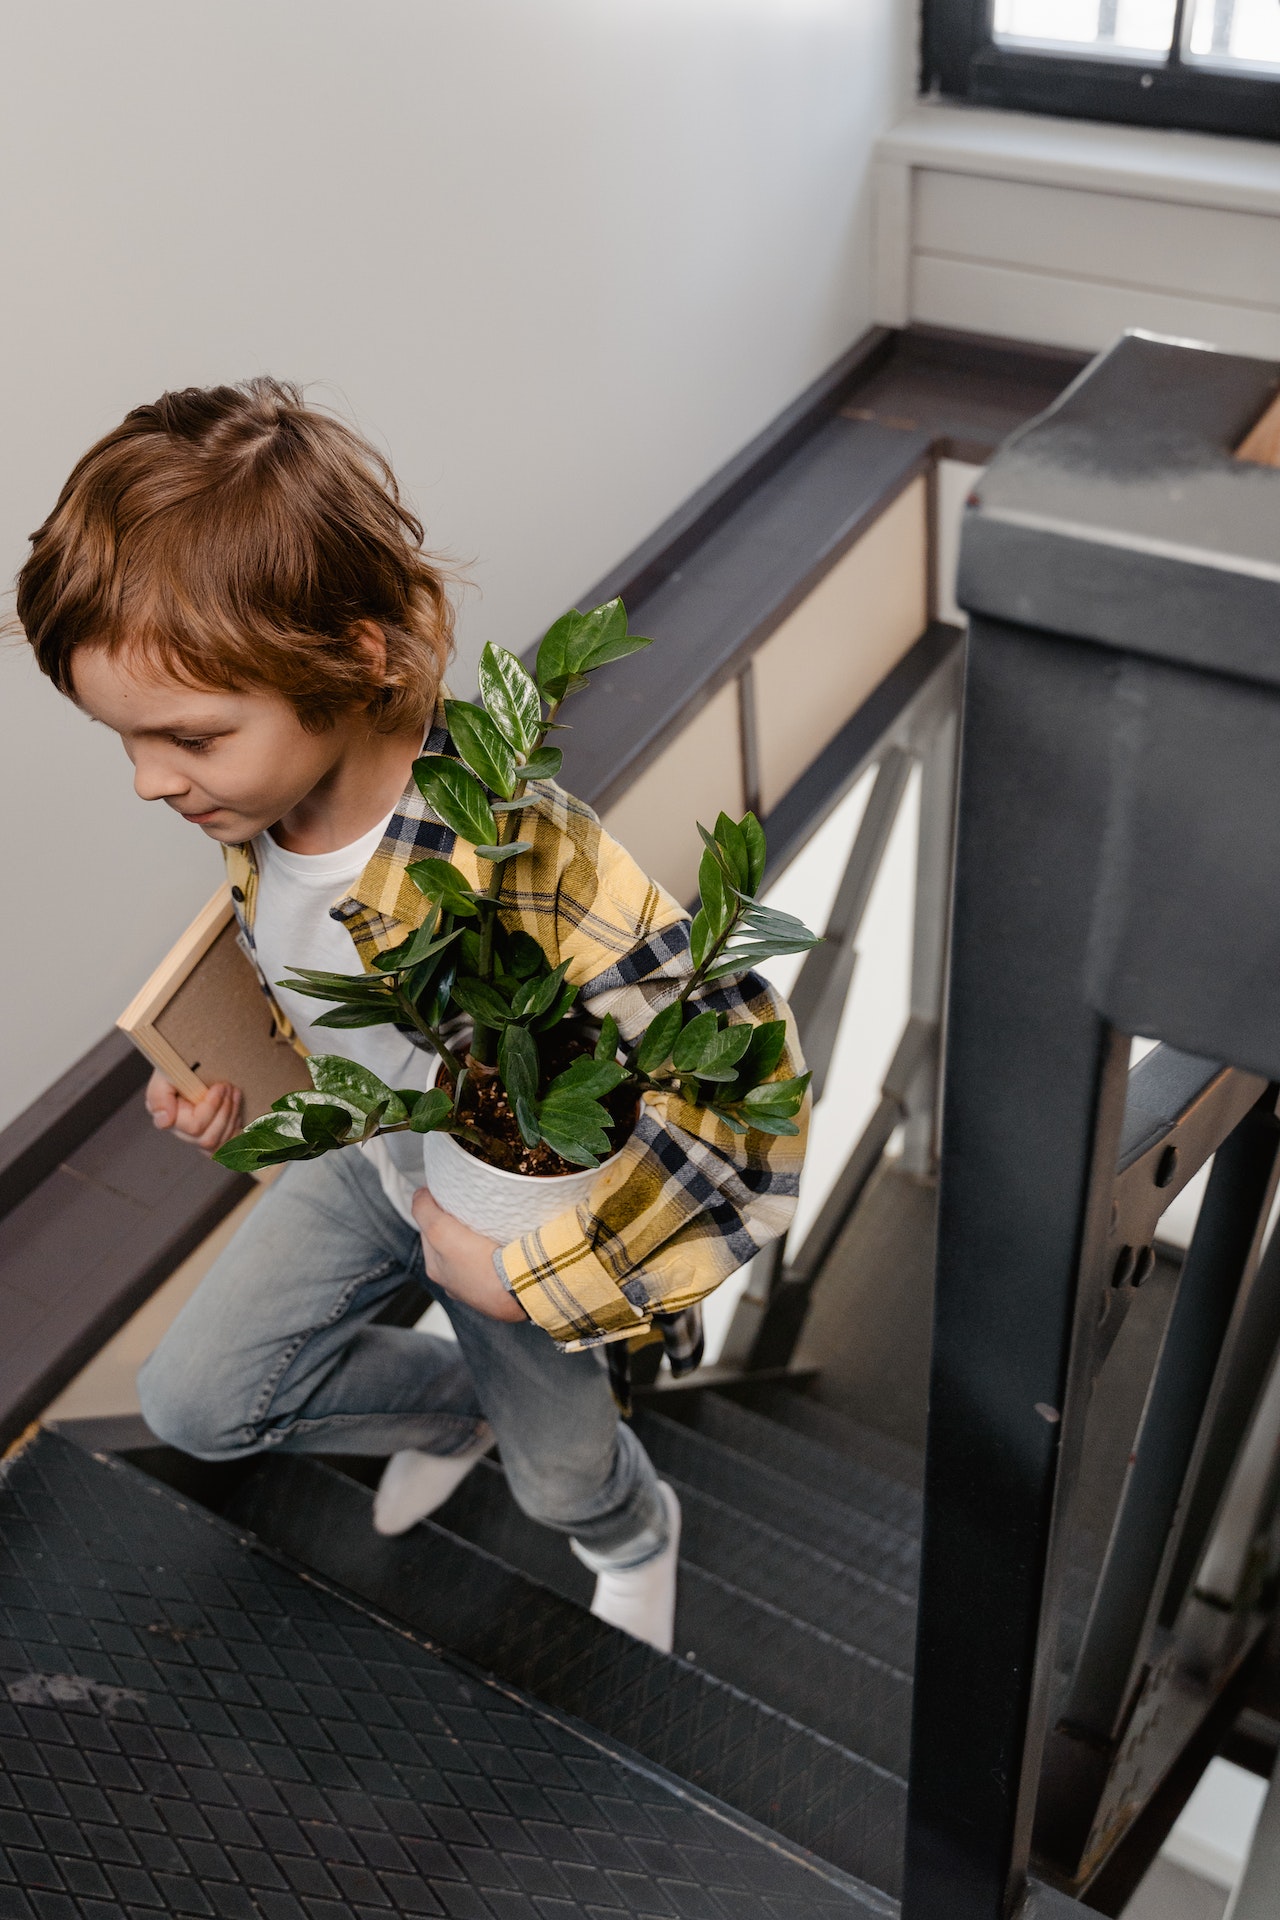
[0,1028,148,1219]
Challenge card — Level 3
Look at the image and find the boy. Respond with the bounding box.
[16,378,807,1653]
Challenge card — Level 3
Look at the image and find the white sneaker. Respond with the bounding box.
[372,1426,494,1536]
[586,1482,681,1652]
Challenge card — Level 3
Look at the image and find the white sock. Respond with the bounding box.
[582,1482,681,1652]
[372,1426,493,1536]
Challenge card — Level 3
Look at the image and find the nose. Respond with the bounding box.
[132,751,190,804]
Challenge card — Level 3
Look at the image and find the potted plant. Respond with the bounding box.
[214,599,819,1242]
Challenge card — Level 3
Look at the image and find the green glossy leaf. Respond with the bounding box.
[502,931,546,980]
[498,1023,539,1109]
[727,1019,788,1095]
[445,699,517,800]
[594,1013,620,1063]
[741,1071,811,1117]
[679,1023,753,1084]
[371,915,457,973]
[556,597,654,676]
[307,1056,399,1116]
[741,811,767,894]
[714,812,751,892]
[688,909,713,973]
[536,601,639,701]
[458,928,484,974]
[412,754,497,847]
[536,1091,613,1167]
[407,1088,454,1133]
[710,1108,750,1135]
[312,1003,405,1028]
[514,1093,541,1148]
[406,857,480,918]
[451,976,515,1029]
[736,1110,799,1137]
[671,1008,721,1073]
[274,1088,362,1127]
[512,958,571,1020]
[473,839,533,865]
[213,1117,310,1172]
[477,643,542,754]
[300,1103,354,1149]
[517,746,562,781]
[634,1000,683,1074]
[698,845,734,941]
[277,968,392,1002]
[547,1055,624,1101]
[529,978,579,1030]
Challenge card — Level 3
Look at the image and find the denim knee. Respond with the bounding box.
[137,1334,258,1460]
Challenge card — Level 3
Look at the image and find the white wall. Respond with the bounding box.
[0,0,910,1132]
[876,103,1280,357]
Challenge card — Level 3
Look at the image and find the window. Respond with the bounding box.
[925,0,1280,139]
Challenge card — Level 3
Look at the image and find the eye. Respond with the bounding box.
[171,735,215,753]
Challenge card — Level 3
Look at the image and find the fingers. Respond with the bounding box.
[146,1071,179,1129]
[410,1185,442,1233]
[191,1085,242,1153]
[172,1083,241,1152]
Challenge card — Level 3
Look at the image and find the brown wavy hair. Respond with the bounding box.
[15,378,454,733]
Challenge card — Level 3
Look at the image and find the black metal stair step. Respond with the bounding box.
[427,1451,917,1673]
[633,1409,920,1597]
[208,1449,908,1896]
[729,1383,926,1494]
[426,1459,912,1775]
[662,1390,922,1536]
[7,1430,895,1919]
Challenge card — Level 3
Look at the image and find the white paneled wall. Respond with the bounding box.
[0,0,915,1131]
[876,104,1280,358]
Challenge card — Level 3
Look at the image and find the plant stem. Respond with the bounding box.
[393,986,466,1083]
[468,701,561,1065]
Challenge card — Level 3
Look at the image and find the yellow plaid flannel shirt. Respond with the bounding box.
[223,708,809,1350]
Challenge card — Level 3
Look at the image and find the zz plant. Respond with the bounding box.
[215,600,819,1178]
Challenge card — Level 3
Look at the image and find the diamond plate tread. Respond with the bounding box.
[434,1460,917,1675]
[426,1464,912,1775]
[662,1397,922,1538]
[632,1414,919,1599]
[0,1431,900,1917]
[215,1451,908,1897]
[726,1390,925,1497]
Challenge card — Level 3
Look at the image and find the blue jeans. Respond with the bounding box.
[138,1147,668,1566]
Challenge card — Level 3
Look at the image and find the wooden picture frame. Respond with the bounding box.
[117,885,312,1120]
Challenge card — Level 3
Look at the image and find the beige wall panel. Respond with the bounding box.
[603,680,744,905]
[754,476,928,814]
[911,254,1280,359]
[915,170,1280,309]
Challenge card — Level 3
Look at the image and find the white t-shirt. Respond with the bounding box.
[252,813,430,1223]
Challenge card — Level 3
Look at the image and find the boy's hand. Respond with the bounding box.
[146,1069,244,1154]
[412,1187,527,1323]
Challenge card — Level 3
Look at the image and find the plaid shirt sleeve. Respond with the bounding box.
[493,790,809,1349]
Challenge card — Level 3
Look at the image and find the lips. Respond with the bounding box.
[181,808,222,824]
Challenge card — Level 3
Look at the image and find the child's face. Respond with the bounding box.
[72,644,357,843]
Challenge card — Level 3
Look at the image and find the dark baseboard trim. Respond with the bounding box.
[0,1028,148,1220]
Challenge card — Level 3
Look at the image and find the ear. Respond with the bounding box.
[350,620,388,684]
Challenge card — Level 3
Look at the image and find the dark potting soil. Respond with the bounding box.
[436,1029,638,1178]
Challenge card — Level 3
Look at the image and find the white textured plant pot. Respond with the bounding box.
[419,1126,621,1243]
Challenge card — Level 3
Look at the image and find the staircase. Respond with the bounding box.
[100,1373,927,1905]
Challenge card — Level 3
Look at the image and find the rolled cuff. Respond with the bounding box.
[495,1214,646,1346]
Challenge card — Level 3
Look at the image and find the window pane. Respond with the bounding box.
[993,0,1177,53]
[1187,0,1280,69]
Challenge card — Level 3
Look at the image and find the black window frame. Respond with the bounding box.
[924,0,1280,142]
